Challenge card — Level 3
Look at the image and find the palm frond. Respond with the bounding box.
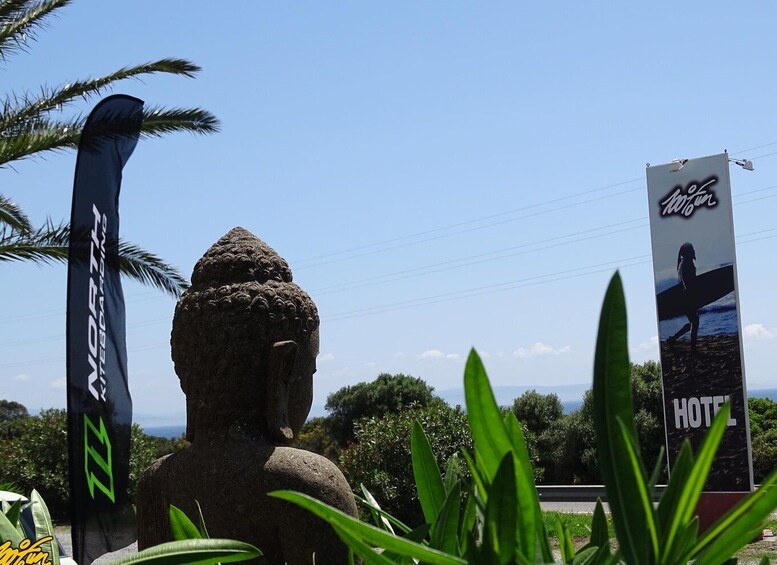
[0,0,72,59]
[0,221,189,297]
[1,58,202,130]
[0,218,68,263]
[0,192,32,233]
[117,239,189,298]
[140,106,220,137]
[0,115,81,165]
[0,105,219,166]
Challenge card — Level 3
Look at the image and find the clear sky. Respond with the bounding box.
[3,1,777,427]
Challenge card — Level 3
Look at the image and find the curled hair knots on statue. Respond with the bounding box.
[171,228,319,398]
[190,226,293,289]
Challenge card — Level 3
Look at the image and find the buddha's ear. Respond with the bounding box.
[265,340,298,444]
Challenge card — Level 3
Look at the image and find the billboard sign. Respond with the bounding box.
[646,152,753,492]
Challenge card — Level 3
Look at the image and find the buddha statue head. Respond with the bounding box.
[170,227,319,444]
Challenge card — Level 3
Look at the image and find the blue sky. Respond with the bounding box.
[3,1,777,426]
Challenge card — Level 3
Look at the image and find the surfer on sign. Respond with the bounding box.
[668,242,699,355]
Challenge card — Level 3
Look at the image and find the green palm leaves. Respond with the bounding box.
[1,0,220,297]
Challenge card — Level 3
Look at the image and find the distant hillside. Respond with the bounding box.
[437,384,590,413]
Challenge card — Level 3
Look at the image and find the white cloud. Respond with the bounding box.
[419,349,462,362]
[633,336,659,352]
[394,352,405,359]
[13,374,29,381]
[744,324,777,341]
[50,378,66,389]
[513,342,571,359]
[420,349,445,359]
[320,352,335,362]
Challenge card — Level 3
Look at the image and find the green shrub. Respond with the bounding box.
[338,401,473,526]
[325,373,438,445]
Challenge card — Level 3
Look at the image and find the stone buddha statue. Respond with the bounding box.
[136,227,357,564]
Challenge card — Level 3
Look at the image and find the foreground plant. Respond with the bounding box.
[273,272,777,564]
[0,489,261,564]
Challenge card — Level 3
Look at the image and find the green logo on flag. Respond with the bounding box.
[84,414,115,502]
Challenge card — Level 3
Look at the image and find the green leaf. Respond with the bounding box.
[668,517,699,565]
[615,417,659,556]
[460,450,488,504]
[505,411,548,563]
[106,539,262,565]
[588,499,609,549]
[30,489,58,564]
[464,349,514,484]
[661,404,729,561]
[444,453,462,494]
[412,421,446,526]
[195,501,210,539]
[483,454,517,564]
[360,485,395,533]
[693,466,777,563]
[657,440,693,539]
[355,491,412,534]
[271,490,467,565]
[648,445,666,491]
[169,505,203,541]
[0,507,23,547]
[430,481,462,555]
[458,490,478,557]
[571,546,600,565]
[555,515,575,564]
[3,498,21,528]
[333,525,398,565]
[592,273,652,564]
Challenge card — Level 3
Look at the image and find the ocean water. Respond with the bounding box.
[658,292,739,340]
[144,425,186,438]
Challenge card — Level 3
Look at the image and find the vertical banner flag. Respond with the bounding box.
[646,153,753,492]
[67,95,143,564]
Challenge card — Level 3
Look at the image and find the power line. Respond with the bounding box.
[323,231,777,323]
[312,219,647,296]
[293,177,644,266]
[296,187,644,270]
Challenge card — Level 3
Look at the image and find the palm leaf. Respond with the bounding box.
[0,106,218,166]
[0,0,73,60]
[0,193,31,232]
[0,221,189,297]
[1,58,202,130]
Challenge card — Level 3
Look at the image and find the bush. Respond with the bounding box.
[338,402,473,526]
[0,410,185,518]
[294,416,341,461]
[325,373,438,445]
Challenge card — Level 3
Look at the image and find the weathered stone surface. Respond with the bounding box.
[136,227,357,564]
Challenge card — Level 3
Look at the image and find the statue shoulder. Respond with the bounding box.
[266,446,357,517]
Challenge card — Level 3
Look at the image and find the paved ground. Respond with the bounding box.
[54,526,137,564]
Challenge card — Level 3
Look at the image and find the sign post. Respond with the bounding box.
[646,153,753,530]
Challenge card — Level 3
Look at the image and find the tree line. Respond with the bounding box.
[2,362,776,523]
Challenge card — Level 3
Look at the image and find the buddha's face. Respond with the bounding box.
[287,328,319,436]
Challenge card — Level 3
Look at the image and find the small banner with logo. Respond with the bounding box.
[66,95,142,564]
[646,152,753,492]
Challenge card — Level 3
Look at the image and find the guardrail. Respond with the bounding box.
[537,485,667,502]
